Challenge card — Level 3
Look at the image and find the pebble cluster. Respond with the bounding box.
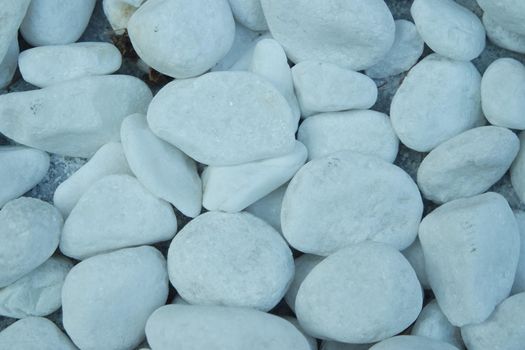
[0,0,525,350]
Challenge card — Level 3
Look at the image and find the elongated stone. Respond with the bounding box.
[0,38,19,89]
[0,0,30,62]
[476,0,525,36]
[483,13,525,54]
[0,317,76,350]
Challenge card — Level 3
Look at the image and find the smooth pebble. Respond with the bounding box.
[284,316,318,350]
[245,185,286,232]
[476,0,525,35]
[369,335,459,350]
[482,13,525,54]
[0,0,30,62]
[229,0,267,31]
[103,0,145,34]
[511,132,525,202]
[402,238,430,290]
[512,211,525,294]
[0,317,76,350]
[284,254,324,312]
[0,38,19,89]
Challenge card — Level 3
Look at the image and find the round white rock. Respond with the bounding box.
[483,13,525,54]
[369,335,460,350]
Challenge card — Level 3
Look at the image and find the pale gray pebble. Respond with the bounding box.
[417,126,519,204]
[228,0,268,31]
[167,212,293,311]
[283,316,318,350]
[284,254,324,312]
[229,32,272,71]
[483,13,525,54]
[0,197,63,288]
[476,0,525,36]
[0,256,72,319]
[245,184,287,232]
[0,38,19,89]
[102,0,145,35]
[321,341,372,350]
[146,304,312,350]
[170,294,190,305]
[62,246,169,350]
[369,335,459,350]
[0,317,76,350]
[291,61,378,117]
[419,192,520,326]
[298,110,398,163]
[20,0,96,46]
[296,242,422,343]
[461,292,525,350]
[511,132,525,203]
[512,211,525,294]
[0,0,30,63]
[401,238,430,289]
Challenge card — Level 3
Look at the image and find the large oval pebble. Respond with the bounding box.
[482,13,525,54]
[476,0,525,35]
[282,151,422,255]
[0,317,76,350]
[296,242,422,343]
[168,212,293,311]
[147,71,296,166]
[284,254,324,312]
[0,0,30,62]
[370,335,459,350]
[229,0,267,31]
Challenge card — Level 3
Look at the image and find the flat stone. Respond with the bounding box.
[147,71,297,166]
[476,0,525,35]
[0,38,19,89]
[0,197,63,288]
[512,211,525,294]
[482,13,525,54]
[511,132,525,203]
[62,246,169,350]
[0,0,30,62]
[284,254,324,312]
[167,212,294,311]
[0,317,76,350]
[369,335,460,350]
[18,42,122,88]
[0,75,152,158]
[282,151,422,255]
[0,146,49,208]
[295,242,422,343]
[60,174,177,259]
[419,192,520,326]
[402,238,430,290]
[121,114,202,218]
[245,184,286,232]
[229,0,267,31]
[103,0,145,35]
[202,141,306,212]
[390,54,484,152]
[260,0,395,70]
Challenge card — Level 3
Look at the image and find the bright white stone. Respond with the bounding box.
[481,58,525,130]
[250,38,300,121]
[284,254,324,312]
[511,132,525,202]
[283,317,318,350]
[260,0,395,71]
[365,20,424,79]
[476,0,525,35]
[0,256,72,319]
[321,341,371,350]
[121,114,202,217]
[19,42,122,88]
[0,38,19,89]
[0,198,63,288]
[512,211,525,294]
[146,304,312,350]
[168,212,294,311]
[147,71,297,166]
[482,13,525,54]
[202,141,306,212]
[0,146,49,208]
[390,54,483,152]
[402,238,430,290]
[60,174,176,259]
[62,246,169,350]
[128,0,235,78]
[461,292,525,350]
[291,61,378,117]
[229,32,272,71]
[0,317,76,350]
[0,75,152,158]
[229,0,267,31]
[53,142,131,216]
[282,152,423,255]
[417,126,519,203]
[20,0,96,46]
[0,0,30,63]
[103,0,145,35]
[369,335,460,350]
[296,242,422,343]
[298,110,398,162]
[411,300,464,349]
[411,0,485,61]
[419,192,520,326]
[245,185,286,232]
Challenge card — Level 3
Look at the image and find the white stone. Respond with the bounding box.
[283,317,318,350]
[0,317,76,350]
[284,254,324,312]
[482,13,525,54]
[365,20,424,79]
[0,0,30,63]
[512,211,525,294]
[103,0,145,35]
[229,32,272,71]
[461,292,525,350]
[20,0,96,46]
[411,0,485,61]
[202,141,306,212]
[476,0,525,35]
[419,192,520,326]
[417,126,519,203]
[296,242,422,343]
[128,0,235,78]
[297,110,398,162]
[0,75,152,158]
[147,71,297,166]
[282,152,423,255]
[121,114,202,217]
[411,300,464,349]
[369,336,460,350]
[390,54,483,152]
[511,132,525,203]
[291,61,378,117]
[481,58,525,130]
[250,38,300,121]
[0,198,63,288]
[167,212,294,311]
[19,42,122,88]
[260,0,395,71]
[146,304,312,350]
[245,184,286,232]
[0,146,49,208]
[0,38,19,89]
[321,341,371,350]
[0,256,72,319]
[62,246,169,350]
[60,174,177,259]
[53,142,131,217]
[402,238,430,290]
[229,0,267,31]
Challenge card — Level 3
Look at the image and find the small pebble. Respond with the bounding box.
[476,0,525,35]
[0,0,30,62]
[482,13,525,54]
[245,184,286,232]
[103,0,145,35]
[369,335,459,350]
[0,38,19,89]
[511,132,525,202]
[512,211,525,294]
[402,238,430,290]
[284,254,324,312]
[228,0,268,31]
[0,317,76,350]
